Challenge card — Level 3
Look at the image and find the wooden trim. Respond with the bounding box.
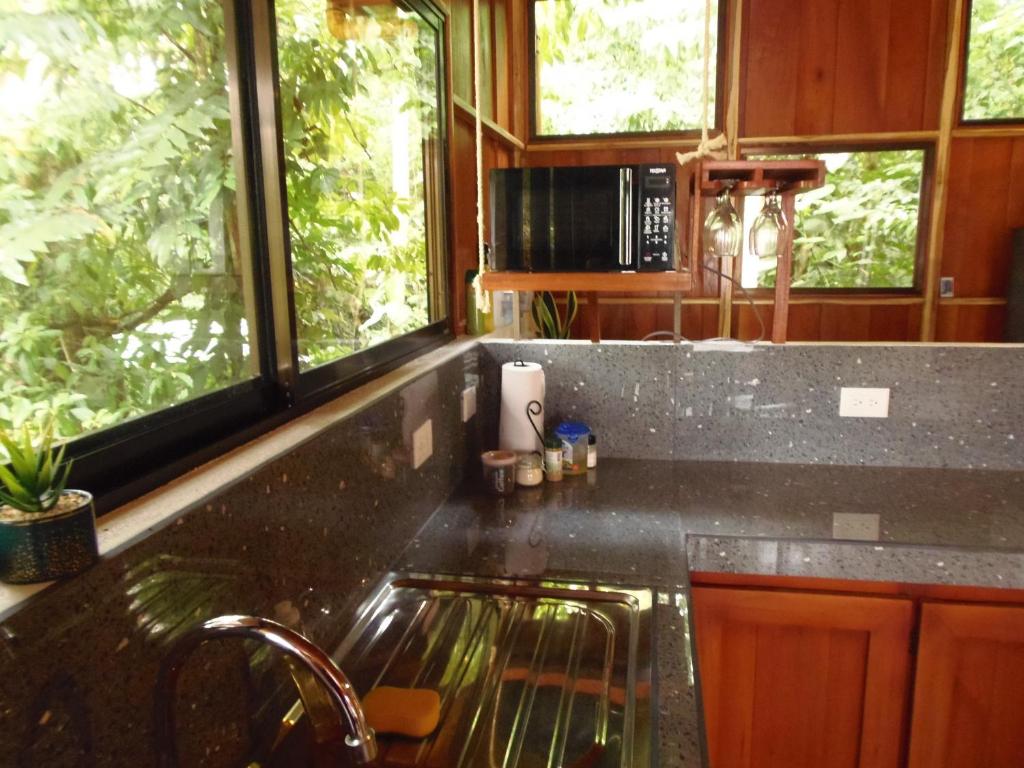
[453,94,525,150]
[951,125,1024,138]
[771,193,796,343]
[480,271,693,293]
[508,0,529,147]
[738,131,940,147]
[690,571,1024,607]
[525,134,705,153]
[940,296,1008,306]
[920,0,967,341]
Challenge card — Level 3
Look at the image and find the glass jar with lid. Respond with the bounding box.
[553,421,590,476]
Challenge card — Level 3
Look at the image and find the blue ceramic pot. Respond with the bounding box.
[0,491,99,583]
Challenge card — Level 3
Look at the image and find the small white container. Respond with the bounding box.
[515,453,543,487]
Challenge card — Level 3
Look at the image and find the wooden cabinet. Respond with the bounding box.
[692,587,913,768]
[908,602,1024,768]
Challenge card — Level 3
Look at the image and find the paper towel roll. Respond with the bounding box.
[499,361,545,453]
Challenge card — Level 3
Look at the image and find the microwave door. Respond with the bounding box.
[554,166,626,271]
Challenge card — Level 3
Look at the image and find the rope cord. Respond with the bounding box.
[676,0,727,167]
[471,0,490,313]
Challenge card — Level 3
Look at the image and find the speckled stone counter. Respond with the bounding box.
[399,458,1024,767]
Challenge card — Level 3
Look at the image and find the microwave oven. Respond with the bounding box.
[489,164,676,272]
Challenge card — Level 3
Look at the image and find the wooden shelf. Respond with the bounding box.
[480,270,693,293]
[699,159,826,196]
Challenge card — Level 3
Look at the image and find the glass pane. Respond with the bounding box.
[276,0,444,371]
[534,0,717,136]
[963,0,1024,121]
[740,150,925,290]
[0,0,256,443]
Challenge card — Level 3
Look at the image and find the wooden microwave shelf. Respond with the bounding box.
[479,270,692,293]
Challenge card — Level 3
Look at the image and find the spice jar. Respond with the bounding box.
[554,421,590,476]
[481,450,517,496]
[543,437,563,482]
[587,433,597,469]
[515,452,543,487]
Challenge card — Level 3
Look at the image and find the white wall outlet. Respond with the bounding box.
[839,387,890,418]
[832,513,881,541]
[461,385,477,422]
[412,419,433,469]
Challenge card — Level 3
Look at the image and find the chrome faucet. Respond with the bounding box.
[153,614,377,766]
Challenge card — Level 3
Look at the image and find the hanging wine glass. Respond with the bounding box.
[703,190,742,261]
[749,189,788,258]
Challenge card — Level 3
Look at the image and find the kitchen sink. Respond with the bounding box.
[272,573,652,767]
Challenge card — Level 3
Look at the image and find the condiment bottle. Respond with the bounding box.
[543,437,563,482]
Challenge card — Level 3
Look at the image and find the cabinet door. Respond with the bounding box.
[908,602,1024,768]
[692,587,913,768]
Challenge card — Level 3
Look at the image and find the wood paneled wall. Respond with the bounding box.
[741,0,948,136]
[444,0,1021,343]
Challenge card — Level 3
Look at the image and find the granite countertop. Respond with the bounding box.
[397,458,1024,768]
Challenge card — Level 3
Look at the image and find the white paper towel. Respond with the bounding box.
[499,361,545,453]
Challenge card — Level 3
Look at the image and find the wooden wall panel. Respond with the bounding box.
[942,137,1024,298]
[741,0,949,136]
[935,304,1007,343]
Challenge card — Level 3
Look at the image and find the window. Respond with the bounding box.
[0,0,257,442]
[0,0,450,507]
[962,0,1024,121]
[532,0,720,136]
[740,150,927,290]
[275,0,448,376]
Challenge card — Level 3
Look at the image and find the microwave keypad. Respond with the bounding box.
[641,195,673,267]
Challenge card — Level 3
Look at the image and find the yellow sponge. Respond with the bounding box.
[362,686,441,739]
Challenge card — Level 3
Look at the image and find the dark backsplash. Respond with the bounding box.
[0,346,482,767]
[482,340,1024,470]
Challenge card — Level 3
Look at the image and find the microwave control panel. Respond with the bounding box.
[639,165,675,271]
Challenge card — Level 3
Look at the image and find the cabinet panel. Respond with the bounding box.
[908,603,1024,768]
[692,587,913,768]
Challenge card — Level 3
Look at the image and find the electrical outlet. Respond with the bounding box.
[839,387,890,418]
[412,419,433,469]
[939,276,955,298]
[832,513,880,541]
[461,385,477,422]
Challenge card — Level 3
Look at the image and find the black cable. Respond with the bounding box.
[702,260,767,343]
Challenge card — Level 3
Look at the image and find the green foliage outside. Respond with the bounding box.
[964,0,1024,120]
[534,0,717,135]
[277,0,438,368]
[0,0,438,450]
[744,150,925,290]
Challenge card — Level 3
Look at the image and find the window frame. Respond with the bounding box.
[958,0,1024,126]
[33,0,452,516]
[527,0,728,142]
[736,141,936,296]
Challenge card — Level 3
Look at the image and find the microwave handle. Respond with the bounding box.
[618,168,633,267]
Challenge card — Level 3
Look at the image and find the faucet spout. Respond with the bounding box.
[154,614,377,766]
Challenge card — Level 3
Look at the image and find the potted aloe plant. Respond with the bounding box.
[0,423,98,583]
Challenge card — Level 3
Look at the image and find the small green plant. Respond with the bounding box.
[531,290,579,339]
[0,423,72,514]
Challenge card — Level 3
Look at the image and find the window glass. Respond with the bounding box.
[740,150,926,290]
[963,0,1024,121]
[534,0,718,136]
[275,0,445,371]
[0,0,255,442]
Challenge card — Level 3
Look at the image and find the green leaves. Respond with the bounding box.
[531,291,578,339]
[0,421,72,514]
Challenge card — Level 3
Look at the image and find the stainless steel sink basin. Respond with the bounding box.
[330,573,652,768]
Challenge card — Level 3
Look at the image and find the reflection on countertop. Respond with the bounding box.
[399,457,1024,768]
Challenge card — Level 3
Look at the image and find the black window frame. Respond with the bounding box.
[46,0,452,516]
[959,0,1024,126]
[737,142,936,296]
[528,0,728,141]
